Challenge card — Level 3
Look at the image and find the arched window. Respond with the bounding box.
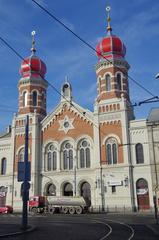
[45,144,57,171]
[18,148,24,162]
[112,143,117,164]
[105,74,111,91]
[136,143,144,164]
[61,142,73,170]
[106,138,118,164]
[63,84,69,97]
[41,91,46,108]
[1,158,7,175]
[107,144,111,164]
[47,152,52,171]
[46,183,56,196]
[32,91,37,106]
[79,139,91,168]
[63,150,68,169]
[98,77,101,94]
[80,149,84,168]
[23,91,27,107]
[53,152,57,170]
[117,73,122,90]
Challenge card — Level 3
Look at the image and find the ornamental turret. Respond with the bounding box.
[18,31,48,117]
[95,6,130,103]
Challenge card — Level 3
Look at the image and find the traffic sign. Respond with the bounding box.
[18,162,31,182]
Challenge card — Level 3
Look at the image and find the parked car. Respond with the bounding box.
[0,205,13,214]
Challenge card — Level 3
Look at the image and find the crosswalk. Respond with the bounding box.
[0,213,47,218]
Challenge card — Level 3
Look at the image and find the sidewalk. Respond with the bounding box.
[0,223,36,238]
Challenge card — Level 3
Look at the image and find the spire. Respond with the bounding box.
[31,30,36,55]
[106,6,112,35]
[61,76,72,103]
[65,75,69,83]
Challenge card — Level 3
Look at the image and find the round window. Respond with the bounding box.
[82,140,88,147]
[64,121,69,128]
[65,143,71,149]
[49,145,54,151]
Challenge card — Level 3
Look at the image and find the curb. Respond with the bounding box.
[0,226,36,238]
[146,224,159,236]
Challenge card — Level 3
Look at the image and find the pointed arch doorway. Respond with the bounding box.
[80,182,91,207]
[136,178,150,210]
[63,182,73,196]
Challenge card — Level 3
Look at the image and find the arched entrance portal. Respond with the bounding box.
[80,182,91,207]
[136,178,150,210]
[46,183,56,196]
[0,186,7,206]
[63,183,73,196]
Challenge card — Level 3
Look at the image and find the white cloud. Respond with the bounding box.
[61,18,75,32]
[26,0,48,8]
[121,4,159,46]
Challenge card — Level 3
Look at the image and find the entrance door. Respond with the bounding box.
[80,182,91,207]
[136,178,150,210]
[0,186,6,207]
[63,183,73,196]
[46,184,56,196]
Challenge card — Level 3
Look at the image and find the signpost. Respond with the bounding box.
[21,115,30,230]
[153,195,159,224]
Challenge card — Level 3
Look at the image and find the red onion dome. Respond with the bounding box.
[96,6,126,60]
[20,55,47,78]
[96,35,126,60]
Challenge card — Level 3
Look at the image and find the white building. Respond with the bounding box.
[0,8,158,212]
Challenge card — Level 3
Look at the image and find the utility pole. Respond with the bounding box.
[99,122,104,212]
[100,165,104,211]
[73,156,77,196]
[21,115,29,230]
[151,124,159,224]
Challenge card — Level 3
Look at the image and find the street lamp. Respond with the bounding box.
[73,156,77,196]
[151,124,159,224]
[155,73,159,79]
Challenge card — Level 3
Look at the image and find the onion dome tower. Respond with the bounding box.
[95,6,130,103]
[18,31,48,117]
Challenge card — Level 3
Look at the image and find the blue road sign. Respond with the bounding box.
[18,162,31,182]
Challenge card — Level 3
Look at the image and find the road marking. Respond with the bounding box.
[146,224,159,236]
[92,220,112,240]
[103,218,135,240]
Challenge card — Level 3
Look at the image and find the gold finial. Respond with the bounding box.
[31,30,36,54]
[65,75,69,83]
[106,6,112,34]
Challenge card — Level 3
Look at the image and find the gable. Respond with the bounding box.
[42,106,93,143]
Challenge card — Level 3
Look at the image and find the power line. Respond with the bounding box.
[32,0,157,99]
[0,32,127,141]
[0,34,105,138]
[0,36,25,62]
[0,32,157,147]
[0,20,157,147]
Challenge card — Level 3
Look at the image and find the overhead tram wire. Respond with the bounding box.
[0,31,157,144]
[31,0,158,100]
[0,30,158,148]
[0,33,135,145]
[0,34,108,138]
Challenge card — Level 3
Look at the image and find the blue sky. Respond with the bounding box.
[0,0,159,132]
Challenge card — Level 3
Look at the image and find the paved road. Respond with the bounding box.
[0,213,159,239]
